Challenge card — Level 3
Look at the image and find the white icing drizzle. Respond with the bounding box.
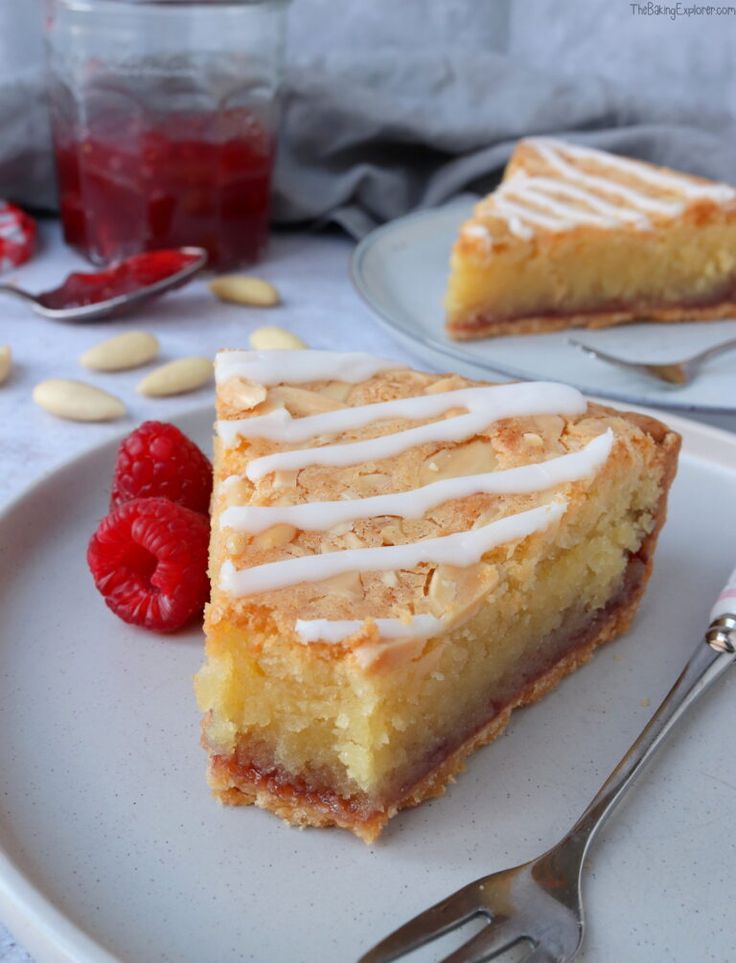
[530,139,684,217]
[294,613,445,645]
[215,349,403,387]
[462,223,492,241]
[502,182,613,229]
[474,137,734,243]
[218,382,583,448]
[220,431,612,534]
[544,137,736,204]
[492,197,557,237]
[507,175,649,226]
[219,500,566,596]
[240,382,586,481]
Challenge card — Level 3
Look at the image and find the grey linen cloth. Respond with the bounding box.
[273,51,736,238]
[1,0,735,238]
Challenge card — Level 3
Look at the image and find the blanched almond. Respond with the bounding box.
[249,326,305,350]
[33,379,126,422]
[80,330,159,371]
[209,275,280,307]
[0,345,11,385]
[137,357,212,397]
[425,375,467,394]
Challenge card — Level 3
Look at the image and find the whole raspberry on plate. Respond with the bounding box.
[88,497,210,632]
[110,420,212,514]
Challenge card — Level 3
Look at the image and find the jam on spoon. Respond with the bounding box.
[39,249,203,309]
[0,246,207,322]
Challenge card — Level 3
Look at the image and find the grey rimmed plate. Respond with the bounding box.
[351,200,736,413]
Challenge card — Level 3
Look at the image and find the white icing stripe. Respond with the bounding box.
[541,137,736,203]
[492,196,563,234]
[513,175,649,226]
[219,500,566,596]
[530,139,684,217]
[242,383,586,481]
[214,349,403,387]
[502,180,622,229]
[462,223,493,244]
[294,613,445,645]
[218,382,583,447]
[220,431,612,534]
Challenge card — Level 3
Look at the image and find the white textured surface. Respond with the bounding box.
[1,222,735,963]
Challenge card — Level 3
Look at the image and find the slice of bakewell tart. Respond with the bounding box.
[195,349,680,842]
[445,137,736,339]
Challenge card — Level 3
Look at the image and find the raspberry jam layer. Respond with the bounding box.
[53,108,274,271]
[450,281,736,337]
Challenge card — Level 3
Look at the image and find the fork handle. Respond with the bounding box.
[565,565,736,855]
[692,335,736,366]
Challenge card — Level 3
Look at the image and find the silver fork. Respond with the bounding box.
[570,335,736,386]
[359,568,736,963]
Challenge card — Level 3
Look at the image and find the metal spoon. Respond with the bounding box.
[0,246,207,322]
[570,335,736,386]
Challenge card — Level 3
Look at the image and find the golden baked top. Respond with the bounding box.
[456,138,736,257]
[207,349,670,663]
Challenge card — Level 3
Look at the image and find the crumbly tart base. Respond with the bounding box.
[448,297,736,341]
[205,411,677,845]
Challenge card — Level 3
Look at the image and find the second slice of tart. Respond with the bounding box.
[196,349,680,842]
[445,138,736,339]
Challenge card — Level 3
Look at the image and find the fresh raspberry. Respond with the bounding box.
[88,497,210,632]
[110,421,212,514]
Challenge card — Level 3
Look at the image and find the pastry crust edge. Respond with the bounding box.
[446,300,736,340]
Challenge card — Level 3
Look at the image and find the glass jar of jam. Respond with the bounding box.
[43,0,289,270]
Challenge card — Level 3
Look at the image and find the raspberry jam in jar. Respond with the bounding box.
[44,0,288,270]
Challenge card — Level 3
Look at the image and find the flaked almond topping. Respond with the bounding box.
[523,432,544,448]
[225,533,248,556]
[318,381,352,403]
[252,523,297,550]
[267,384,347,416]
[419,439,498,485]
[220,377,267,412]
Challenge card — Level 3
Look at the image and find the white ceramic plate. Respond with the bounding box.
[1,407,735,963]
[351,200,736,413]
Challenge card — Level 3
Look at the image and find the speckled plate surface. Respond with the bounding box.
[351,200,736,413]
[0,407,735,963]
